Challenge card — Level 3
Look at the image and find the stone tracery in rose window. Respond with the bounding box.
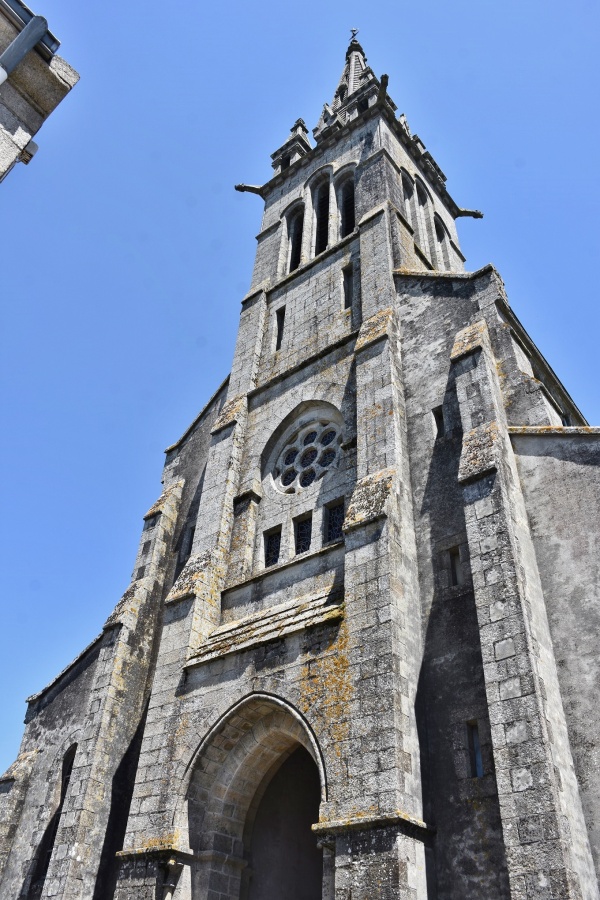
[273,420,342,493]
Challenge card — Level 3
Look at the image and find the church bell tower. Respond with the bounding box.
[2,36,599,900]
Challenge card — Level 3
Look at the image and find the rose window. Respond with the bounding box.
[273,421,342,493]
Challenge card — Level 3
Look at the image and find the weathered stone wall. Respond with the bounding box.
[512,432,600,878]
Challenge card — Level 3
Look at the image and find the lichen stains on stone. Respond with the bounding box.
[451,320,489,361]
[355,308,394,352]
[166,551,213,603]
[343,467,395,531]
[143,480,184,520]
[300,618,353,769]
[187,593,344,666]
[458,421,500,484]
[211,394,247,435]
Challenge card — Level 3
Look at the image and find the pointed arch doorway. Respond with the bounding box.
[185,695,326,900]
[244,745,322,900]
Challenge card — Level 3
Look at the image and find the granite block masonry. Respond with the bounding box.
[1,36,598,900]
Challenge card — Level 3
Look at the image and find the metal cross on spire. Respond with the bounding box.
[350,28,359,40]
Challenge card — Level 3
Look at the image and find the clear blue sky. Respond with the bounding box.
[1,0,598,772]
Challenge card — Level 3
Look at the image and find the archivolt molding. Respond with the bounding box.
[169,692,328,850]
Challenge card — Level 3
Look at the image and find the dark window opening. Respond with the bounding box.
[340,178,355,237]
[289,210,304,272]
[281,154,291,170]
[326,502,345,543]
[136,566,146,580]
[295,514,312,555]
[417,182,428,207]
[449,546,463,587]
[275,307,285,351]
[357,97,369,113]
[142,541,151,555]
[314,183,329,255]
[143,514,159,531]
[467,721,484,778]
[343,264,354,309]
[402,175,414,203]
[265,528,282,567]
[433,406,445,436]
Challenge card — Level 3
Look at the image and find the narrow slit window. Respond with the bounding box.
[467,721,484,778]
[295,514,312,554]
[449,546,463,586]
[142,540,151,555]
[326,501,345,543]
[289,209,304,272]
[432,406,445,436]
[143,514,159,531]
[275,307,285,352]
[340,178,355,237]
[343,264,353,309]
[264,528,282,567]
[314,183,330,255]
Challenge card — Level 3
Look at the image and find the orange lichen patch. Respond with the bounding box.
[508,426,600,435]
[355,308,394,352]
[116,832,183,857]
[344,467,395,531]
[450,320,489,361]
[299,618,353,770]
[312,808,430,834]
[211,394,246,434]
[187,593,344,666]
[458,421,500,484]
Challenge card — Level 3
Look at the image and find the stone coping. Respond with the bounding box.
[186,592,344,668]
[312,809,433,837]
[508,426,600,435]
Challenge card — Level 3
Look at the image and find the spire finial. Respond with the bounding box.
[350,28,359,41]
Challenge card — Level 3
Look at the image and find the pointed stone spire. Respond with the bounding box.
[270,118,312,175]
[313,34,392,142]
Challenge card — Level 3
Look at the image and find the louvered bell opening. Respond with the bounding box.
[340,180,355,237]
[289,211,304,272]
[315,185,329,255]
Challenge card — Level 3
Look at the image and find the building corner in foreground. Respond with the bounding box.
[0,0,78,183]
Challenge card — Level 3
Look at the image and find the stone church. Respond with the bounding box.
[1,36,599,900]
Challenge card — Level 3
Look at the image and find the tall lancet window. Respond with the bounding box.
[339,177,355,238]
[314,182,330,255]
[435,217,451,270]
[402,173,416,232]
[288,207,304,273]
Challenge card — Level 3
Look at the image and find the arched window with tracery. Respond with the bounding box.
[313,181,330,255]
[338,176,355,238]
[288,206,304,273]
